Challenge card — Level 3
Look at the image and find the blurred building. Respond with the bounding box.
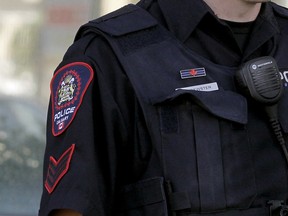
[275,0,288,6]
[0,0,137,105]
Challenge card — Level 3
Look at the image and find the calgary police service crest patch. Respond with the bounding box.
[51,62,93,136]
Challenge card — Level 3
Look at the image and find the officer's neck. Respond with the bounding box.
[203,0,262,22]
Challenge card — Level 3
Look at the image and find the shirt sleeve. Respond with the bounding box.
[39,35,133,216]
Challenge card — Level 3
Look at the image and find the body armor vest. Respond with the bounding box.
[76,4,288,216]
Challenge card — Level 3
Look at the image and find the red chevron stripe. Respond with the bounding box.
[45,144,75,194]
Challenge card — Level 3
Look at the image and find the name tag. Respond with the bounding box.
[175,82,219,92]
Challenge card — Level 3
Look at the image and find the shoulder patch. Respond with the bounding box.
[45,144,75,194]
[51,62,93,136]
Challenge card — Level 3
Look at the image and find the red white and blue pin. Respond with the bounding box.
[180,67,206,79]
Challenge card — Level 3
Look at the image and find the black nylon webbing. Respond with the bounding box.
[119,177,165,210]
[117,26,168,55]
[192,106,226,212]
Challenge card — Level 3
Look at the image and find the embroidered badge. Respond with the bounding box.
[45,144,75,194]
[51,62,93,136]
[180,67,206,79]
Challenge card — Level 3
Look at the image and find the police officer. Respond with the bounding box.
[39,0,288,216]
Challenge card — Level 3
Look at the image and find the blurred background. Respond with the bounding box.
[0,0,286,215]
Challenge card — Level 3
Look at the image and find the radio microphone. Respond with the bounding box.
[235,56,288,163]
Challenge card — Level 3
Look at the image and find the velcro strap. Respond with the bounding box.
[168,191,191,211]
[160,106,178,134]
[119,177,166,210]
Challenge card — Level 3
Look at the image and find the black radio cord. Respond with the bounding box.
[265,105,288,164]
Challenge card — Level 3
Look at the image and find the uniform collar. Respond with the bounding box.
[243,2,280,59]
[157,0,213,42]
[157,0,280,43]
[257,2,279,33]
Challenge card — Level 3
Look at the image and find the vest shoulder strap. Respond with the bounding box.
[75,4,158,40]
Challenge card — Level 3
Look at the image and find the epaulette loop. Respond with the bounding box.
[89,4,158,36]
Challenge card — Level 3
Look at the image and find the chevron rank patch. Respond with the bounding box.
[51,62,93,136]
[45,144,75,194]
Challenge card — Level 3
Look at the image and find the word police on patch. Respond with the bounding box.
[51,62,94,136]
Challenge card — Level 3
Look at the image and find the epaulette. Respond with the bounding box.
[75,4,168,55]
[75,4,158,40]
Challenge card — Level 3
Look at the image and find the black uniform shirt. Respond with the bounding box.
[140,0,279,66]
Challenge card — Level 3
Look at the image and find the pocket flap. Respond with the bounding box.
[152,89,248,124]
